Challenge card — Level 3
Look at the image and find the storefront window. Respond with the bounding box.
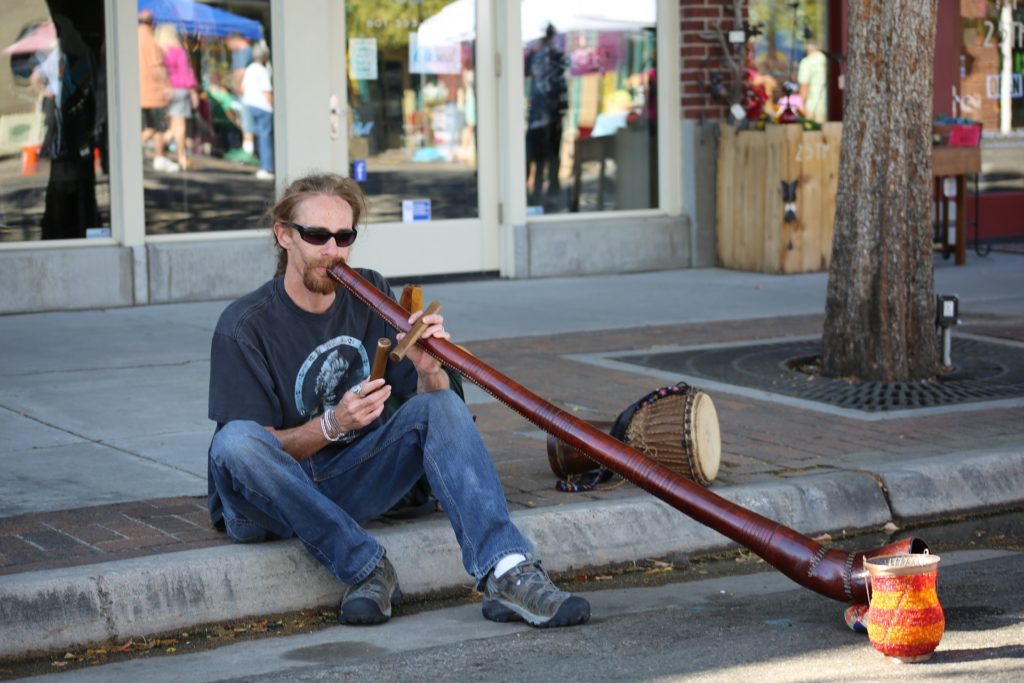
[522,1,657,214]
[748,0,829,125]
[1,0,109,242]
[347,0,478,224]
[960,0,1024,195]
[137,0,272,235]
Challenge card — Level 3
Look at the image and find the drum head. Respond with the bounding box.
[690,392,721,483]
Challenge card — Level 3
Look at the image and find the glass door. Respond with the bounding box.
[340,0,498,277]
[520,0,659,215]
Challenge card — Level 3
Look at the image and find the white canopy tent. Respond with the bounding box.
[416,0,656,47]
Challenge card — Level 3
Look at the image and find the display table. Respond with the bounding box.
[932,146,981,266]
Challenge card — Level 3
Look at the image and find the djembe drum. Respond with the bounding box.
[547,383,721,488]
[546,421,613,479]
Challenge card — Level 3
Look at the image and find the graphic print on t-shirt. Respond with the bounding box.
[293,336,369,418]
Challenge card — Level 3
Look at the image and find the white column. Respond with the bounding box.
[106,0,149,304]
[271,0,334,185]
[496,0,527,277]
[475,0,501,271]
[657,0,681,216]
[106,0,146,248]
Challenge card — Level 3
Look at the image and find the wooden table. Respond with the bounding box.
[932,146,981,266]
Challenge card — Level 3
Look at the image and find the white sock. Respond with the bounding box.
[242,140,254,155]
[493,553,527,578]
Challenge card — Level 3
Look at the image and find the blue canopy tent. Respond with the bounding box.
[138,0,264,40]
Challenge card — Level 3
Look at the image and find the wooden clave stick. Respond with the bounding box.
[389,301,441,362]
[370,338,391,380]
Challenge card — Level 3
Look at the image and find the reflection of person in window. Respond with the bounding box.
[798,36,827,124]
[226,33,255,158]
[38,8,100,240]
[525,24,569,208]
[138,9,177,173]
[30,48,61,158]
[242,41,274,179]
[155,24,199,171]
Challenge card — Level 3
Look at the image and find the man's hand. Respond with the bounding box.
[398,309,451,392]
[334,378,391,432]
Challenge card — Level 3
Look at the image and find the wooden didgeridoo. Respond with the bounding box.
[328,262,927,603]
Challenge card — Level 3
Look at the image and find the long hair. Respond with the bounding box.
[153,23,181,50]
[268,173,367,277]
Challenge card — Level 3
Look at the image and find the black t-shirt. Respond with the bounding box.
[208,270,418,433]
[206,271,465,528]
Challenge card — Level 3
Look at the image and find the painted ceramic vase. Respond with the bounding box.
[864,553,944,663]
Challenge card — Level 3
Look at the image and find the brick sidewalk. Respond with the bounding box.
[3,313,1022,577]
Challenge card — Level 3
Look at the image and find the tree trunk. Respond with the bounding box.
[822,0,940,382]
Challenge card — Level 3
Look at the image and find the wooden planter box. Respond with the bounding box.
[716,123,842,273]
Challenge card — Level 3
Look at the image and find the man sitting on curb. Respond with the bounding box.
[207,172,590,628]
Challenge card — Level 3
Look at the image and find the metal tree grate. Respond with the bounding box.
[612,336,1024,412]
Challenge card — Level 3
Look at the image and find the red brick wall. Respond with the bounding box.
[680,0,744,120]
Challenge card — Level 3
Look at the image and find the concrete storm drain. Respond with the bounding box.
[570,334,1024,420]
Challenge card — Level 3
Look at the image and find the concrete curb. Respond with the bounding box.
[875,449,1024,522]
[2,452,1022,660]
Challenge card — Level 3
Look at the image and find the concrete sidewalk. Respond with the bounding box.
[1,255,1023,660]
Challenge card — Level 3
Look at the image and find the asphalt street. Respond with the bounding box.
[20,548,1023,683]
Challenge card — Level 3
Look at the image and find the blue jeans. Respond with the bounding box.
[246,106,273,172]
[209,391,531,586]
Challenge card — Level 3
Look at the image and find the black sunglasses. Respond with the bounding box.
[283,221,358,247]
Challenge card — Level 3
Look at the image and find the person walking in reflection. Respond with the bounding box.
[37,10,101,239]
[241,41,274,180]
[154,24,198,171]
[798,35,827,124]
[207,173,591,629]
[138,9,178,173]
[226,32,255,161]
[525,24,569,208]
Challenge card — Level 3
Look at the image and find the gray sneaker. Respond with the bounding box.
[340,554,402,625]
[481,560,590,628]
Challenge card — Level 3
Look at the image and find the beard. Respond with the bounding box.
[301,257,343,295]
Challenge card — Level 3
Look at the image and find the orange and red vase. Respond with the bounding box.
[864,554,944,663]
